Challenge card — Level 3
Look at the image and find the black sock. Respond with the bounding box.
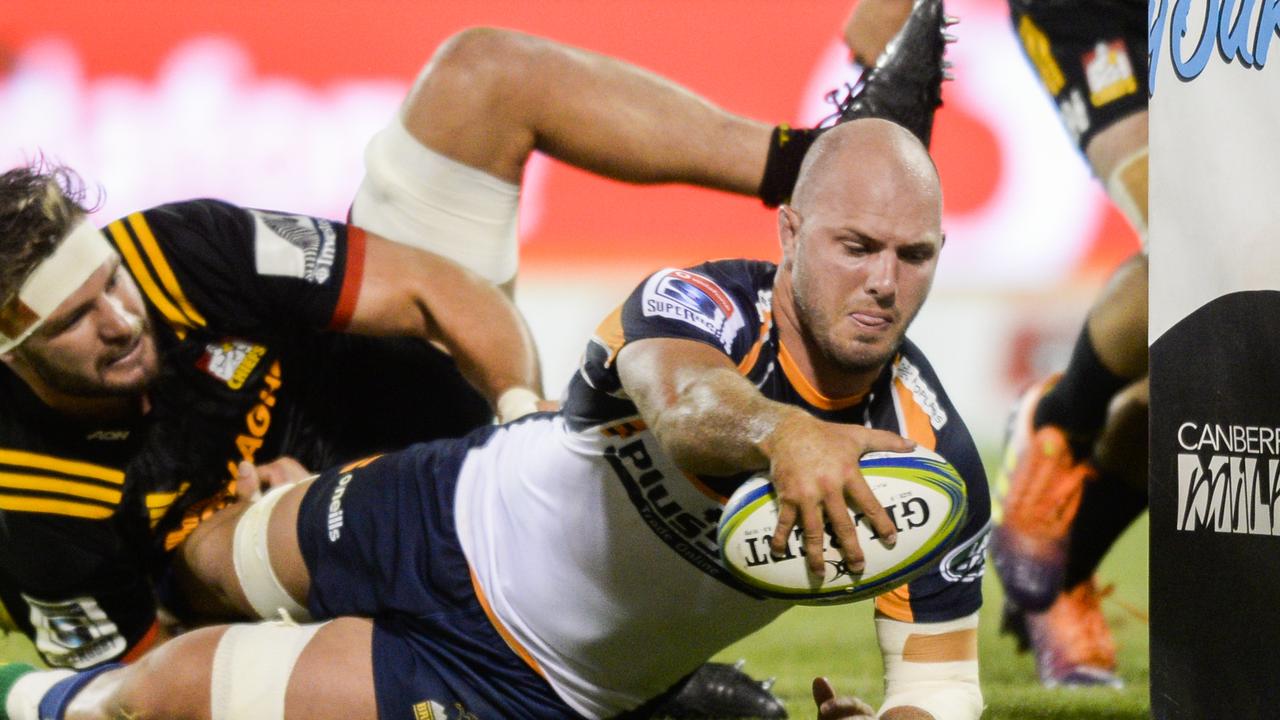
[758,125,819,207]
[1033,327,1130,449]
[1063,474,1148,588]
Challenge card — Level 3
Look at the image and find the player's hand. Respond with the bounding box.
[764,410,913,575]
[256,456,311,490]
[813,677,875,719]
[844,0,914,66]
[236,457,311,501]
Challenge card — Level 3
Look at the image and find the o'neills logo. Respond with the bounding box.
[1176,422,1280,534]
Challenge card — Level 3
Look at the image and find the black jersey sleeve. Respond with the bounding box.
[0,512,155,669]
[102,199,366,340]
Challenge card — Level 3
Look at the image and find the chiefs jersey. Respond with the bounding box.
[0,200,489,668]
[455,260,991,717]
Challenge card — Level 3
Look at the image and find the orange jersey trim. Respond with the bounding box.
[329,225,367,331]
[777,342,866,410]
[875,586,914,622]
[892,377,938,450]
[594,304,627,366]
[735,310,772,376]
[468,568,546,678]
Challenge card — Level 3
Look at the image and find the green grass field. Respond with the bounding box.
[0,517,1150,719]
[714,514,1150,719]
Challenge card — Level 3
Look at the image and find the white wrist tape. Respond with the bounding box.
[1105,146,1148,249]
[0,220,116,353]
[877,613,983,720]
[210,620,325,720]
[497,386,541,424]
[232,483,312,621]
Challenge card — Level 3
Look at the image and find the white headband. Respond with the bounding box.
[0,220,117,353]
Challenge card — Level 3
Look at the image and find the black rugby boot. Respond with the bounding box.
[831,0,957,148]
[652,660,787,719]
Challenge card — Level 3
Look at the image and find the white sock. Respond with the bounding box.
[6,669,74,720]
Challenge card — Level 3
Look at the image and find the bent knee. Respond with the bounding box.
[426,27,541,96]
[88,626,228,720]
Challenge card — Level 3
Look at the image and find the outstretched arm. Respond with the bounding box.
[617,336,913,576]
[344,232,544,420]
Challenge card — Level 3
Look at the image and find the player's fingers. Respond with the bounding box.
[235,461,263,502]
[824,493,864,574]
[813,677,876,720]
[861,428,916,454]
[846,470,897,547]
[812,676,836,708]
[800,503,828,575]
[771,502,798,558]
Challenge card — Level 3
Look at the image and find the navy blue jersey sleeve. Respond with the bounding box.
[874,343,990,624]
[103,200,365,340]
[618,261,768,364]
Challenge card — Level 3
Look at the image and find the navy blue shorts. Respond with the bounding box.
[295,433,581,720]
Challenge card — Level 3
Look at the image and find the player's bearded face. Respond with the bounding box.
[13,263,159,397]
[784,199,941,375]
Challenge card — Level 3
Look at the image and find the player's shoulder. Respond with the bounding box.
[889,338,986,485]
[638,259,776,321]
[631,259,775,352]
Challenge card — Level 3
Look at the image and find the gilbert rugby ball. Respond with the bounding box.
[718,447,967,604]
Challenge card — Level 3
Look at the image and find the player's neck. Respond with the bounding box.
[772,284,879,400]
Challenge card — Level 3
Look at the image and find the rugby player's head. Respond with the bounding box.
[0,161,158,408]
[775,119,943,386]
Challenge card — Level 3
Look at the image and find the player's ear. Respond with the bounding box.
[778,205,801,267]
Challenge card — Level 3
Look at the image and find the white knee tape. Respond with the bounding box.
[232,483,312,622]
[876,613,983,720]
[210,620,325,720]
[350,118,521,285]
[1105,146,1148,250]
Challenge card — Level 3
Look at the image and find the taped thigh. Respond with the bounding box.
[233,482,312,621]
[210,620,325,720]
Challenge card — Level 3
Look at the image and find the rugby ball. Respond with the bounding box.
[717,447,967,604]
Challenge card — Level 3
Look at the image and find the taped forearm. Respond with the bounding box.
[876,613,983,720]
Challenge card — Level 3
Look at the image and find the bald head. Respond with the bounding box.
[790,118,941,224]
[772,118,945,392]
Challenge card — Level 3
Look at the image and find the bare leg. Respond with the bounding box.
[63,618,375,720]
[401,27,772,193]
[1081,252,1148,381]
[172,474,318,622]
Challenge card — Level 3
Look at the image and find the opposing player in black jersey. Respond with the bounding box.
[0,167,543,671]
[0,117,988,720]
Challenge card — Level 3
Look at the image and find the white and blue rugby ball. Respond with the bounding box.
[718,446,967,605]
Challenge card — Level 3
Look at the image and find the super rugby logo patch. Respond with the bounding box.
[641,269,745,352]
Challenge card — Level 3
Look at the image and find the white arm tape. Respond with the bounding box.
[232,483,312,622]
[211,620,326,720]
[497,386,541,424]
[876,613,983,720]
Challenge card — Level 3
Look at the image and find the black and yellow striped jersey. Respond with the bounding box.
[0,199,490,668]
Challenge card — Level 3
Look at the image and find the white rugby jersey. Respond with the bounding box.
[454,260,990,718]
